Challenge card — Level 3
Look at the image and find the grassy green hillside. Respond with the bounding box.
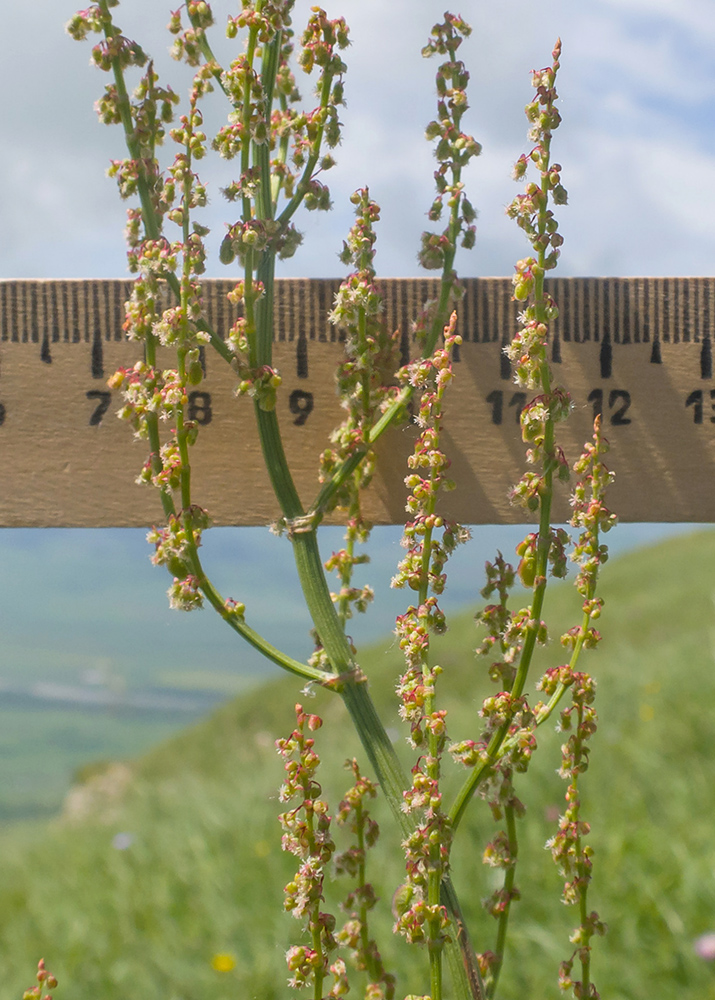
[1,530,715,1000]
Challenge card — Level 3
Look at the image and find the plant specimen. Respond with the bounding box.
[68,3,615,997]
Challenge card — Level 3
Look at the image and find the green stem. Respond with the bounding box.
[275,70,333,232]
[449,129,558,833]
[487,803,518,999]
[197,564,331,683]
[336,480,361,628]
[184,9,227,96]
[98,12,482,993]
[574,764,592,997]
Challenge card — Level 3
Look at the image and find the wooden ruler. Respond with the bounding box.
[1,276,713,527]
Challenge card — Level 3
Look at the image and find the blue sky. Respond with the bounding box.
[0,0,713,684]
[4,0,715,279]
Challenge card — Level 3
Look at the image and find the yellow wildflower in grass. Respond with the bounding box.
[211,953,237,973]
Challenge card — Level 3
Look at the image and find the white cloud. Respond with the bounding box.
[2,0,714,278]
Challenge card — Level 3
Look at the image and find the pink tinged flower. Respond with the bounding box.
[694,933,715,961]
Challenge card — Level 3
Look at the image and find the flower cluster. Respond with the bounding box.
[570,417,617,603]
[324,189,400,486]
[390,317,471,972]
[504,40,569,531]
[544,665,605,999]
[23,960,58,1000]
[168,0,216,67]
[277,705,345,997]
[321,190,401,625]
[334,759,395,1000]
[324,527,374,626]
[533,420,614,998]
[145,508,215,611]
[453,42,607,996]
[419,14,481,272]
[392,316,469,596]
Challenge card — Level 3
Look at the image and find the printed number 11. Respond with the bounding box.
[486,390,527,425]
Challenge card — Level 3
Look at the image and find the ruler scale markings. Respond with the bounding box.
[485,278,496,344]
[682,277,689,343]
[291,278,301,343]
[474,277,484,343]
[552,276,564,342]
[91,285,103,379]
[283,278,294,344]
[496,279,507,353]
[275,280,286,344]
[30,282,38,346]
[601,279,610,345]
[570,277,579,342]
[655,278,664,343]
[611,280,620,345]
[390,278,401,353]
[15,284,23,344]
[41,284,52,365]
[9,284,18,344]
[598,278,607,344]
[583,276,591,342]
[648,275,662,363]
[659,278,668,348]
[641,278,650,346]
[703,284,713,380]
[83,282,89,344]
[685,278,692,343]
[61,283,69,344]
[706,281,712,343]
[483,279,494,344]
[0,283,6,343]
[469,278,479,343]
[702,330,712,381]
[626,280,635,344]
[497,279,511,380]
[577,279,587,343]
[289,280,300,343]
[664,278,673,343]
[20,284,28,344]
[551,330,562,364]
[614,280,623,346]
[586,278,596,343]
[634,279,642,345]
[462,277,473,344]
[2,277,715,525]
[204,282,217,344]
[386,280,399,359]
[589,279,598,347]
[315,279,327,345]
[382,279,393,352]
[49,283,59,345]
[676,277,681,342]
[639,278,648,345]
[320,278,331,342]
[578,278,587,345]
[602,278,611,345]
[111,282,120,341]
[401,279,413,361]
[73,283,81,344]
[624,279,634,344]
[553,277,566,362]
[676,278,683,344]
